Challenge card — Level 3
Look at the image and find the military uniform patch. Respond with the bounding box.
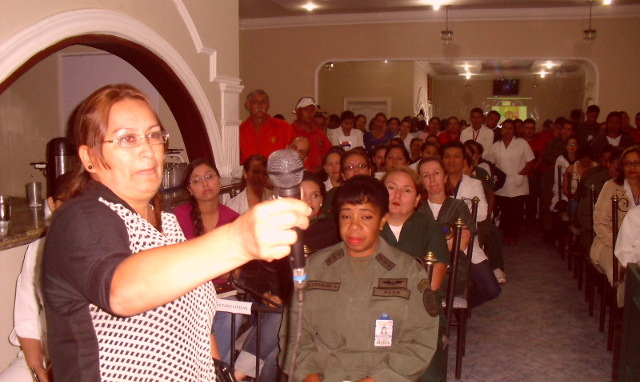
[375,253,396,270]
[325,249,344,266]
[417,278,430,293]
[306,280,341,291]
[372,287,410,299]
[378,278,408,289]
[423,289,440,317]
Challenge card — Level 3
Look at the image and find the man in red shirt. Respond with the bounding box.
[291,97,332,172]
[437,116,462,145]
[239,89,294,164]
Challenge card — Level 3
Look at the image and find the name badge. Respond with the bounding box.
[374,314,393,347]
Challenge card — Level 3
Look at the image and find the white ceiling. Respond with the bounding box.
[239,0,640,19]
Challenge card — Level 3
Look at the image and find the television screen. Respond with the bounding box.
[493,79,519,96]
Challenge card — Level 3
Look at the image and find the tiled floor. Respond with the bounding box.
[446,232,613,382]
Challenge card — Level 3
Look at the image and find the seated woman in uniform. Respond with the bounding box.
[280,175,438,382]
[380,166,449,382]
[418,158,500,308]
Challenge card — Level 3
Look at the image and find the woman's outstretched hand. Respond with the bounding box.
[235,198,311,262]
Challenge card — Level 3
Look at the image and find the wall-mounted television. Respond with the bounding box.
[493,79,519,96]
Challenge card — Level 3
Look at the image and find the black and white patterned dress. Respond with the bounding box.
[92,198,217,381]
[43,182,217,382]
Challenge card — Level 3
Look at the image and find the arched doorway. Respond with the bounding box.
[0,34,213,163]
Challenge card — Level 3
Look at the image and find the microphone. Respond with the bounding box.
[267,149,306,298]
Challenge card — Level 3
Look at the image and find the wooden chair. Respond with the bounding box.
[443,196,479,380]
[607,195,623,351]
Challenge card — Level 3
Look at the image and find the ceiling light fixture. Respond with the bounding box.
[465,72,472,80]
[432,1,444,11]
[584,0,597,43]
[603,0,612,5]
[545,61,554,69]
[540,71,546,79]
[441,6,453,45]
[302,2,317,12]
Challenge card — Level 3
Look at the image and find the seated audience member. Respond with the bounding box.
[240,89,294,164]
[550,137,579,209]
[485,119,536,246]
[288,136,311,169]
[410,137,423,164]
[632,112,640,143]
[291,97,332,172]
[590,111,635,157]
[485,110,502,143]
[384,145,411,174]
[440,141,500,306]
[425,134,440,146]
[364,112,394,153]
[226,155,274,214]
[397,116,415,152]
[419,116,441,140]
[615,203,640,303]
[327,113,341,130]
[371,144,388,174]
[321,147,372,217]
[300,172,341,252]
[591,146,640,285]
[327,110,364,150]
[619,111,633,135]
[354,114,367,133]
[575,146,619,256]
[438,116,462,145]
[418,158,476,297]
[381,166,449,382]
[541,119,575,242]
[387,117,401,137]
[280,175,438,382]
[173,159,240,363]
[421,141,440,160]
[320,146,345,191]
[0,173,74,382]
[563,145,597,204]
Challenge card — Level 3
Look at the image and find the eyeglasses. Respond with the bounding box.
[188,174,219,185]
[103,131,169,148]
[623,161,640,168]
[567,142,577,146]
[343,163,369,172]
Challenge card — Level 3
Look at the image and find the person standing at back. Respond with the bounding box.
[239,89,294,164]
[460,107,495,157]
[291,97,332,172]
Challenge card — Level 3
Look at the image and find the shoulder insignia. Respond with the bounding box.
[417,278,431,293]
[378,278,408,289]
[325,249,344,266]
[372,287,410,300]
[375,253,396,270]
[423,289,440,317]
[307,280,341,291]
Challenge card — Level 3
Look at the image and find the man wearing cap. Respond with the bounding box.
[239,89,294,164]
[291,97,332,172]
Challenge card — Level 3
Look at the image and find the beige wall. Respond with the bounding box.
[0,0,240,368]
[317,61,414,119]
[240,15,640,121]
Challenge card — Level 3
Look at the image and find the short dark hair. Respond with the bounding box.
[523,118,536,125]
[334,175,389,216]
[342,147,370,169]
[487,110,501,119]
[386,145,411,163]
[606,111,621,122]
[340,110,355,121]
[586,104,600,114]
[463,139,484,156]
[440,140,471,163]
[302,171,326,200]
[470,107,484,115]
[388,117,400,125]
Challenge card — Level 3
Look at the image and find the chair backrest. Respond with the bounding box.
[612,195,620,286]
[444,197,479,339]
[590,184,596,239]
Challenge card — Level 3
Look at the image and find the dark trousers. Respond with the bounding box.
[496,195,526,239]
[525,174,542,228]
[468,260,501,308]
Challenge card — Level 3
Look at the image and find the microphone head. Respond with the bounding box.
[267,149,304,190]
